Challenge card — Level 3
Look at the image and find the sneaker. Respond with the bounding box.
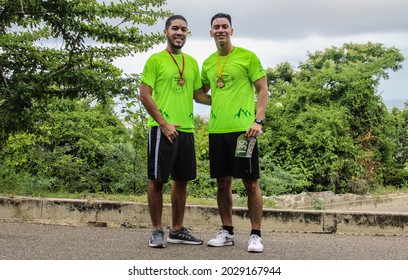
[247,234,264,253]
[167,227,203,245]
[207,229,235,247]
[149,228,166,248]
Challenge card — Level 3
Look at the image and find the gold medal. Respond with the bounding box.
[178,77,185,87]
[217,77,225,88]
[217,46,233,89]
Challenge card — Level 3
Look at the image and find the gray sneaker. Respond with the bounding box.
[167,227,203,245]
[149,228,166,248]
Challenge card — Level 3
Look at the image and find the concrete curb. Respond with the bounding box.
[2,195,408,236]
[296,193,408,211]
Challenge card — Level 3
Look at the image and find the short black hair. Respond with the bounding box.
[165,15,187,29]
[210,13,232,26]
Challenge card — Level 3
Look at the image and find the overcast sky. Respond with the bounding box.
[114,0,408,114]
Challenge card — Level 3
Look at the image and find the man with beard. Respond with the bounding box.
[140,15,211,248]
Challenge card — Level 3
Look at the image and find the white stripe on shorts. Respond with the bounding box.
[148,128,162,180]
[154,128,162,179]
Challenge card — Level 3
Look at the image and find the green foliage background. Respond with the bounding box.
[1,1,407,199]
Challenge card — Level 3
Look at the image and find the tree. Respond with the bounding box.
[263,42,405,193]
[189,116,217,197]
[0,0,171,148]
[1,97,146,195]
[386,103,408,187]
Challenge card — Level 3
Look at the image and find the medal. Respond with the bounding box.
[216,46,233,89]
[216,77,225,88]
[177,77,185,87]
[166,48,185,87]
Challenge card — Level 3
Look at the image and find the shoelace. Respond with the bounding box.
[218,230,229,237]
[249,235,259,244]
[177,228,193,239]
[153,230,163,238]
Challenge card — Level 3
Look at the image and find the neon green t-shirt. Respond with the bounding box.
[141,50,202,133]
[201,47,266,133]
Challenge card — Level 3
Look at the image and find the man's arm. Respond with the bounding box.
[253,76,269,120]
[193,87,212,105]
[139,82,179,143]
[245,76,269,138]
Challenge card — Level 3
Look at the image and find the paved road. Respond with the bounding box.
[1,220,408,260]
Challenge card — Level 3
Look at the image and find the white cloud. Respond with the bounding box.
[162,0,408,39]
[114,0,408,113]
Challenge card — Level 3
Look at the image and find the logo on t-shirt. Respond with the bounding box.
[234,108,252,118]
[171,76,186,93]
[214,73,231,89]
[160,109,170,119]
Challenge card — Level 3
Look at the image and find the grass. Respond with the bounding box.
[2,185,408,209]
[0,190,277,208]
[0,190,280,209]
[369,185,408,196]
[0,190,220,207]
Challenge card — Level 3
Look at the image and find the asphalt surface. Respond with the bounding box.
[1,220,408,260]
[2,202,408,280]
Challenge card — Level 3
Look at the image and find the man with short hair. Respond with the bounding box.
[140,15,211,248]
[201,13,269,253]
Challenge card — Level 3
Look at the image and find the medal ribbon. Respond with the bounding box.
[166,48,185,80]
[217,46,233,79]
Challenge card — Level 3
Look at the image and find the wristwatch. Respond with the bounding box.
[254,118,264,125]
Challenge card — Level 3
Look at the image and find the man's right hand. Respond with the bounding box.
[160,123,180,144]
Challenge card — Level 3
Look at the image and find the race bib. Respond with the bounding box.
[235,134,257,158]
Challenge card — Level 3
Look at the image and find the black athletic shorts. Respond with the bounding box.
[148,126,196,183]
[209,132,260,179]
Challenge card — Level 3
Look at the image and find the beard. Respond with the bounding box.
[168,37,185,49]
[170,43,183,49]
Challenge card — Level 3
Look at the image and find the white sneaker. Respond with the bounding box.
[207,229,235,247]
[247,234,264,253]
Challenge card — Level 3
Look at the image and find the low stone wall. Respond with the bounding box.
[1,196,408,236]
[267,191,408,210]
